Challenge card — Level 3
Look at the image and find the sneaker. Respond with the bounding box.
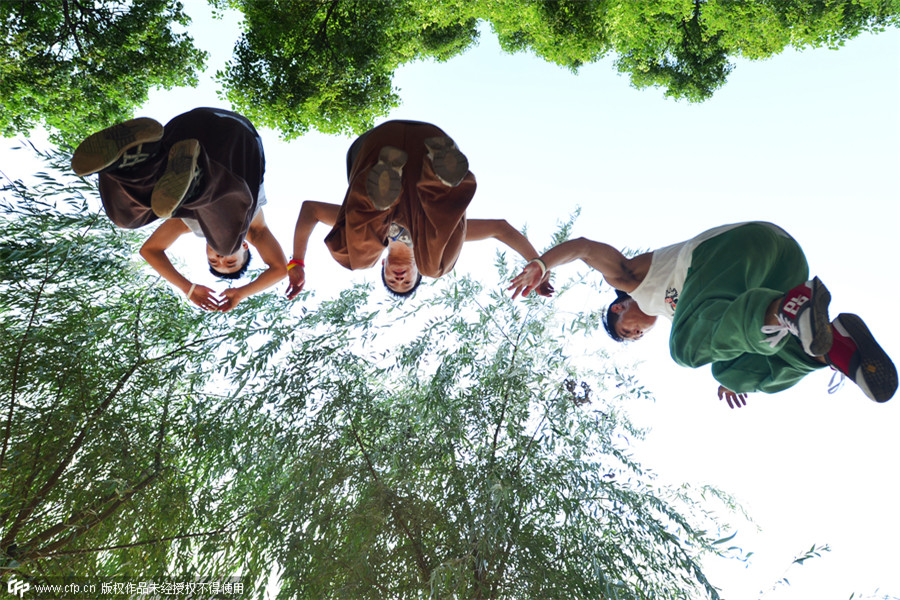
[71,117,163,176]
[424,136,468,187]
[366,146,407,210]
[761,277,832,356]
[151,139,201,218]
[827,313,897,402]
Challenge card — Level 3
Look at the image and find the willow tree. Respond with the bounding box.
[1,150,740,598]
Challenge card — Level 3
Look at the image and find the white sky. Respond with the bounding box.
[2,2,898,598]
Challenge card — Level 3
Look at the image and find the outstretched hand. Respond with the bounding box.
[509,262,550,299]
[717,385,748,409]
[535,272,554,297]
[286,265,306,300]
[218,287,247,312]
[187,284,223,311]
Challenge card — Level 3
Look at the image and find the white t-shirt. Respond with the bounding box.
[181,183,267,239]
[629,221,790,321]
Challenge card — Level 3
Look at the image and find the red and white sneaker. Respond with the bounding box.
[827,313,896,403]
[761,277,833,356]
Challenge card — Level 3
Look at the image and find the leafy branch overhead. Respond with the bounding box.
[0,0,207,146]
[3,1,897,143]
[216,0,899,138]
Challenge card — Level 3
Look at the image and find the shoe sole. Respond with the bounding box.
[424,136,468,188]
[151,139,200,218]
[805,276,833,356]
[366,146,407,210]
[71,117,163,176]
[833,313,897,402]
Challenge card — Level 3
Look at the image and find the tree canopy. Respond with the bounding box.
[0,0,206,146]
[0,151,742,598]
[2,1,897,142]
[216,0,900,138]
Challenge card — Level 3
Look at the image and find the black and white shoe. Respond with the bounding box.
[151,139,201,219]
[366,146,407,210]
[71,117,163,176]
[424,136,468,188]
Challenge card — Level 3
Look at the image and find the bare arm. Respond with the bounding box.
[509,237,648,299]
[466,219,553,296]
[140,220,221,310]
[287,200,341,299]
[220,210,288,311]
[465,219,541,261]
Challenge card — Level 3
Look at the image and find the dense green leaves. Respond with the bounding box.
[217,0,899,137]
[0,0,206,146]
[215,0,480,137]
[3,1,896,141]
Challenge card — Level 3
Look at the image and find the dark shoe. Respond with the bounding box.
[151,139,201,218]
[424,135,468,187]
[366,146,407,210]
[827,313,896,402]
[71,117,163,176]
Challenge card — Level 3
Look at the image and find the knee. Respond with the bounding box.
[668,323,709,368]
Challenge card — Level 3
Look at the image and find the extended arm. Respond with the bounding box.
[465,219,553,296]
[219,210,288,311]
[287,200,341,299]
[508,237,649,299]
[140,220,221,310]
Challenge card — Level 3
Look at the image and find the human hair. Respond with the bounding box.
[381,267,423,299]
[602,289,631,343]
[209,247,252,280]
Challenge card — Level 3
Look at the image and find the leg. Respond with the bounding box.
[712,341,823,395]
[325,121,475,277]
[670,223,811,368]
[161,108,265,256]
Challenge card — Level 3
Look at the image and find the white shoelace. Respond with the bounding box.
[760,313,799,348]
[119,144,151,168]
[828,369,846,394]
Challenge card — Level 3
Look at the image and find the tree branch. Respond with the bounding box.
[0,356,144,549]
[0,213,99,473]
[61,0,85,54]
[31,470,160,558]
[348,422,431,581]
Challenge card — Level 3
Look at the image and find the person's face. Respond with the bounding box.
[206,241,249,274]
[611,299,657,341]
[383,241,418,293]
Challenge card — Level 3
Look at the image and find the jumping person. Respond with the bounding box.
[71,107,287,311]
[286,120,552,299]
[509,221,896,405]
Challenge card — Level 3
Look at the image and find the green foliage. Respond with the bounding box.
[216,0,899,137]
[0,149,260,585]
[216,274,737,598]
[1,150,739,597]
[0,0,207,146]
[215,0,479,137]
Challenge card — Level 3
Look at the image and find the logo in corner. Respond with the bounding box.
[7,576,30,598]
